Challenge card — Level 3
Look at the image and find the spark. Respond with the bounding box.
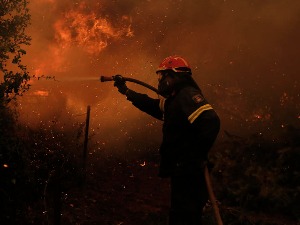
[253,114,262,119]
[280,92,289,106]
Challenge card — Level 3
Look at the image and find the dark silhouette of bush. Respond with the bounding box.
[210,127,300,224]
[0,106,84,224]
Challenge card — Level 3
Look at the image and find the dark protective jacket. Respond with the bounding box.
[126,85,220,178]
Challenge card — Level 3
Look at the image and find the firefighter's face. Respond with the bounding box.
[157,71,170,83]
[157,71,175,97]
[157,71,164,82]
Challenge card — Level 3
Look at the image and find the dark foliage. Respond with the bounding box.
[0,107,84,224]
[210,127,300,224]
[0,0,31,105]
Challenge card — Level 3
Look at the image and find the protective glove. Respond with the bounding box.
[113,74,128,95]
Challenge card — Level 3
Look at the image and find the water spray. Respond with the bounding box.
[55,77,101,82]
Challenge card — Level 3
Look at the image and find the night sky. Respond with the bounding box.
[18,0,300,155]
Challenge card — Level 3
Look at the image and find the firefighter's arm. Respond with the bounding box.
[126,89,163,120]
[113,75,163,120]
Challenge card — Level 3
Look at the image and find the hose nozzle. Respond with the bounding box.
[100,76,114,82]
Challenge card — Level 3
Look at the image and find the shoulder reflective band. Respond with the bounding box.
[159,98,165,112]
[188,104,213,123]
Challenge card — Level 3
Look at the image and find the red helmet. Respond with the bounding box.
[156,55,191,73]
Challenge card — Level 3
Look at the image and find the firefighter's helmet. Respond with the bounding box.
[156,55,191,74]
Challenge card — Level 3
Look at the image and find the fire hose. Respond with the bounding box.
[100,75,161,96]
[100,75,223,225]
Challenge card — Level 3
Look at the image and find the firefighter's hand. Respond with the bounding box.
[114,75,128,95]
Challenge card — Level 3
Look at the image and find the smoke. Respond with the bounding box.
[18,0,300,153]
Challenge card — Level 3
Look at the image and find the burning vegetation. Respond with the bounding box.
[53,2,133,55]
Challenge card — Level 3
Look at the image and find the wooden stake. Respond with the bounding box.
[82,105,91,183]
[83,105,91,161]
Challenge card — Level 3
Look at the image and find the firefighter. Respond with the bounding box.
[113,55,220,225]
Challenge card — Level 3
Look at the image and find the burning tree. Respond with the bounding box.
[0,0,31,105]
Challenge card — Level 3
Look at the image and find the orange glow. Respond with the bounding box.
[17,0,300,148]
[3,164,8,168]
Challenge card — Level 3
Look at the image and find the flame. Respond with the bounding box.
[53,2,133,55]
[33,90,49,97]
[26,1,133,76]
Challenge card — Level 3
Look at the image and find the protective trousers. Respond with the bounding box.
[168,171,208,225]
